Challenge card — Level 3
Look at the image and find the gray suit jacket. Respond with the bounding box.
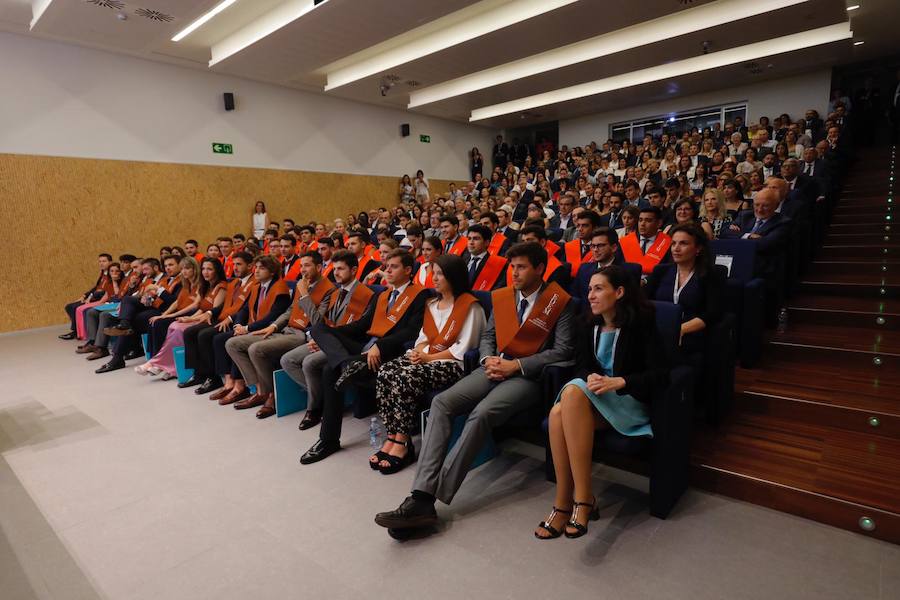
[273,279,337,333]
[479,287,576,379]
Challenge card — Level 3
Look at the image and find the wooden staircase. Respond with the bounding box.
[691,146,900,544]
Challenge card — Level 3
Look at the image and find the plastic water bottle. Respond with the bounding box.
[776,308,789,334]
[369,417,383,449]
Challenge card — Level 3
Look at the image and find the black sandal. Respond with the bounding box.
[565,497,599,539]
[369,437,401,470]
[377,439,416,475]
[534,506,572,540]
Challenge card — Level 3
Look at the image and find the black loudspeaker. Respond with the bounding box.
[400,123,410,137]
[224,93,235,111]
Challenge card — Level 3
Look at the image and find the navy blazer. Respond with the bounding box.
[573,256,624,301]
[645,264,724,353]
[723,211,791,277]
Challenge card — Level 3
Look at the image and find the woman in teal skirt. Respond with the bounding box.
[535,265,669,540]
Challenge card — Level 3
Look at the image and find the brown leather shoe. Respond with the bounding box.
[256,405,276,419]
[218,387,251,406]
[76,344,98,354]
[234,393,265,410]
[209,386,232,401]
[86,348,109,361]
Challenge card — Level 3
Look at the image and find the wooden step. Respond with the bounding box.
[787,293,900,329]
[768,322,900,371]
[816,245,897,260]
[807,261,898,276]
[692,415,900,543]
[832,206,891,217]
[821,233,899,246]
[827,223,893,235]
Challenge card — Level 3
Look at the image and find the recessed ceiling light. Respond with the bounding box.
[321,0,578,91]
[847,4,860,10]
[172,0,240,42]
[469,22,852,121]
[854,40,865,45]
[409,0,810,109]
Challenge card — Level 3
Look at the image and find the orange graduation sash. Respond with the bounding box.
[356,254,376,281]
[487,232,507,256]
[445,236,468,256]
[472,255,507,291]
[619,231,672,275]
[151,276,181,308]
[422,293,479,353]
[218,278,255,322]
[366,284,426,338]
[325,284,374,326]
[505,254,562,287]
[287,278,335,329]
[224,254,235,278]
[283,256,303,282]
[417,263,435,288]
[248,279,291,322]
[322,261,334,280]
[198,282,226,312]
[174,281,199,311]
[563,239,591,277]
[545,239,561,257]
[492,282,570,358]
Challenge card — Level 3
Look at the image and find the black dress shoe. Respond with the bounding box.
[374,496,438,530]
[122,349,143,361]
[58,331,77,340]
[177,375,202,389]
[95,359,125,374]
[195,377,223,395]
[299,439,341,465]
[298,411,321,431]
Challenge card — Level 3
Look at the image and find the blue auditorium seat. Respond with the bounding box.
[710,239,765,367]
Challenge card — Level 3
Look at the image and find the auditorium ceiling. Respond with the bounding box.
[2,0,898,128]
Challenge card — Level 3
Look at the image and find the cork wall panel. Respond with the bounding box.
[0,153,466,333]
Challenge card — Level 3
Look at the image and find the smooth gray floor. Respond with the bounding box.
[1,327,898,600]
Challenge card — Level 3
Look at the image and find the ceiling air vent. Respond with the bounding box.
[86,0,125,9]
[405,80,420,87]
[135,8,174,22]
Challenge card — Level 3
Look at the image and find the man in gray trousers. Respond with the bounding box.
[375,242,575,534]
[225,251,335,419]
[280,251,375,430]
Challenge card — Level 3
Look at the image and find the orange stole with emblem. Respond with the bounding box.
[283,256,303,281]
[198,282,227,312]
[287,278,335,329]
[325,284,374,326]
[472,255,507,291]
[366,284,427,338]
[491,282,570,358]
[218,278,255,322]
[446,236,468,256]
[248,279,291,322]
[487,232,507,256]
[356,254,376,281]
[422,293,478,353]
[563,239,591,277]
[151,276,181,309]
[174,281,200,311]
[619,231,672,275]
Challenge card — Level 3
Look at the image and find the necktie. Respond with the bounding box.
[387,289,399,310]
[609,211,618,227]
[641,238,650,253]
[468,257,481,282]
[517,298,529,324]
[259,285,268,309]
[804,163,811,175]
[581,242,589,257]
[751,219,763,234]
[338,288,347,307]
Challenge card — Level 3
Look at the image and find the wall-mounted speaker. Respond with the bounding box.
[224,92,235,111]
[400,123,410,137]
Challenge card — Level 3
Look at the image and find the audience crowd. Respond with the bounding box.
[59,102,852,539]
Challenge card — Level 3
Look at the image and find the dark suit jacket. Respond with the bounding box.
[461,253,507,290]
[497,226,518,244]
[645,264,724,353]
[548,214,576,231]
[327,286,428,361]
[722,211,792,277]
[572,310,669,405]
[573,257,624,300]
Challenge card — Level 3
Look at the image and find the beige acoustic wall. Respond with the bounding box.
[0,153,455,333]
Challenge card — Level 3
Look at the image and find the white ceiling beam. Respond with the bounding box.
[208,0,327,66]
[409,0,810,108]
[30,0,54,29]
[321,0,579,92]
[469,22,852,121]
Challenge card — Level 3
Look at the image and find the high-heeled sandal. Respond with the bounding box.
[377,439,416,475]
[565,497,599,539]
[534,506,572,540]
[369,437,400,470]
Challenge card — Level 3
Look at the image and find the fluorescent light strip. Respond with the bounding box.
[409,0,808,108]
[172,0,240,42]
[469,22,852,122]
[209,0,324,67]
[323,0,578,92]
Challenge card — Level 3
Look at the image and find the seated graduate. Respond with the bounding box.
[300,249,429,464]
[87,258,160,362]
[645,223,723,357]
[78,256,140,353]
[96,255,182,374]
[225,251,336,419]
[375,242,575,533]
[574,228,623,301]
[461,224,508,291]
[135,258,227,379]
[346,232,381,282]
[507,225,572,289]
[440,215,468,256]
[60,253,113,340]
[144,257,204,360]
[562,210,602,277]
[182,252,256,395]
[205,243,222,262]
[210,255,292,406]
[314,236,337,281]
[370,254,486,474]
[478,211,512,256]
[280,235,303,281]
[618,206,672,276]
[72,261,125,342]
[414,236,443,288]
[363,239,400,285]
[535,265,668,540]
[280,250,375,430]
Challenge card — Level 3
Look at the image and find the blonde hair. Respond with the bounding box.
[179,257,202,291]
[699,187,726,219]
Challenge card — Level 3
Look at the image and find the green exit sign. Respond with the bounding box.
[419,135,431,143]
[212,143,233,154]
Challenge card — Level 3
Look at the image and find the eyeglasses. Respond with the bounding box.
[589,243,609,249]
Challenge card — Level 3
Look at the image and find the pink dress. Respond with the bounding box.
[75,301,105,340]
[145,321,193,376]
